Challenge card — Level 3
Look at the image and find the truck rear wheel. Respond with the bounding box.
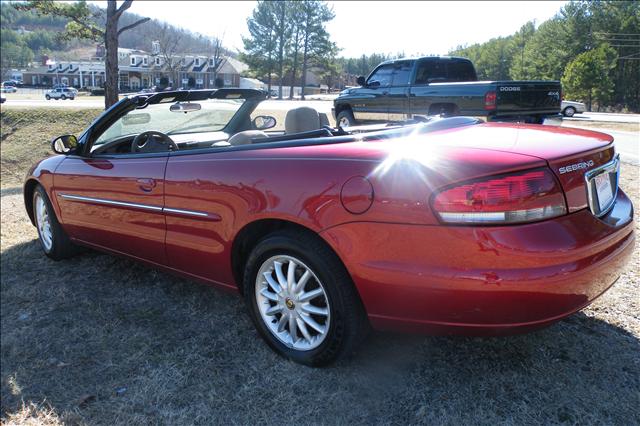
[337,110,357,128]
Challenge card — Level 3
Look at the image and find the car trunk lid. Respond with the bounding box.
[425,123,616,213]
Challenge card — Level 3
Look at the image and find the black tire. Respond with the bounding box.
[32,185,79,260]
[563,106,576,117]
[61,94,67,100]
[336,109,357,128]
[45,95,51,100]
[69,97,75,100]
[243,229,369,366]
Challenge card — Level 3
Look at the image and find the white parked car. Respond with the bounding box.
[0,85,17,93]
[561,100,586,117]
[45,87,77,100]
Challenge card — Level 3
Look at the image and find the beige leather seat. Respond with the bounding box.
[285,107,323,134]
[227,130,268,146]
[318,112,330,127]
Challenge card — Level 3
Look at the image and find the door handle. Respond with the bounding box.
[137,178,156,192]
[382,91,389,95]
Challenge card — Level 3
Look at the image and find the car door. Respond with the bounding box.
[53,105,170,265]
[387,60,414,121]
[54,154,169,265]
[352,64,394,122]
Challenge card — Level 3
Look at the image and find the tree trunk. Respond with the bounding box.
[267,49,273,94]
[289,29,300,100]
[104,2,119,109]
[300,30,310,100]
[277,3,286,99]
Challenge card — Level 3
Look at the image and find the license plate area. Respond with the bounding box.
[584,154,620,217]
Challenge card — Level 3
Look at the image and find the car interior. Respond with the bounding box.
[91,105,340,156]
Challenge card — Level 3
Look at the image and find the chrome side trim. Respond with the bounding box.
[59,194,163,212]
[59,193,217,219]
[163,207,210,218]
[584,153,620,218]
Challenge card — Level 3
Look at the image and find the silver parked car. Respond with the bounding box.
[45,87,77,100]
[0,84,17,93]
[561,100,586,117]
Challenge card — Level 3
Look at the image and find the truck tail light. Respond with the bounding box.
[484,91,496,110]
[431,168,567,224]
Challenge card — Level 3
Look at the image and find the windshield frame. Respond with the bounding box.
[80,88,267,157]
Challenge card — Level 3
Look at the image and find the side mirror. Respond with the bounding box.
[356,76,366,86]
[252,115,276,130]
[368,80,380,88]
[51,134,78,154]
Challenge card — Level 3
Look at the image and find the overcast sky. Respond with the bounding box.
[118,1,567,57]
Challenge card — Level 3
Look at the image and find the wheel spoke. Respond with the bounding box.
[274,261,287,289]
[287,259,297,292]
[301,303,328,316]
[296,317,312,343]
[299,287,323,303]
[300,313,326,335]
[263,272,281,294]
[265,305,282,316]
[293,270,311,294]
[288,313,298,343]
[277,313,288,332]
[260,288,278,302]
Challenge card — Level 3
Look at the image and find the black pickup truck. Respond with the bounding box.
[333,56,561,126]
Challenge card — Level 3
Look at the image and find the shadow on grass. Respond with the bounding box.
[1,187,23,197]
[1,239,639,424]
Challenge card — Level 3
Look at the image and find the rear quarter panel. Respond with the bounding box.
[162,138,547,287]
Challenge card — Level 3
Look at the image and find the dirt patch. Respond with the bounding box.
[1,110,639,425]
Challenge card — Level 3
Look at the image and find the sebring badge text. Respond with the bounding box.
[558,160,595,174]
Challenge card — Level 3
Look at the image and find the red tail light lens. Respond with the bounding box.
[484,91,496,110]
[432,168,567,224]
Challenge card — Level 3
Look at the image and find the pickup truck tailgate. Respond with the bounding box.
[496,81,561,113]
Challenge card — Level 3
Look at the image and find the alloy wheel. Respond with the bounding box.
[255,255,331,351]
[35,193,53,251]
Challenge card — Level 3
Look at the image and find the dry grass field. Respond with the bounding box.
[1,108,638,425]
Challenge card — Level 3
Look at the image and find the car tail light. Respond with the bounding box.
[484,91,496,110]
[431,168,567,224]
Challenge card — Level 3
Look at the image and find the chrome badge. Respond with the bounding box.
[559,160,595,174]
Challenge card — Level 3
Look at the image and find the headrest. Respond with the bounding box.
[227,130,268,146]
[285,107,320,134]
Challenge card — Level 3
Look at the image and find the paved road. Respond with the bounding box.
[3,96,639,124]
[1,97,335,112]
[564,112,640,124]
[1,98,105,108]
[590,129,638,165]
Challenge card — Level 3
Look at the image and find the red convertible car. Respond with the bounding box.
[25,89,634,366]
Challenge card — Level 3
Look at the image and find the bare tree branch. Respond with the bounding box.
[68,15,105,39]
[118,17,151,35]
[115,0,134,19]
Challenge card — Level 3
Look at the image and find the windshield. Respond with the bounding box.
[93,98,246,148]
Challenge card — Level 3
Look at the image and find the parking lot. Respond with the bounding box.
[0,105,638,424]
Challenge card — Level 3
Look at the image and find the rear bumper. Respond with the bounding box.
[321,189,635,335]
